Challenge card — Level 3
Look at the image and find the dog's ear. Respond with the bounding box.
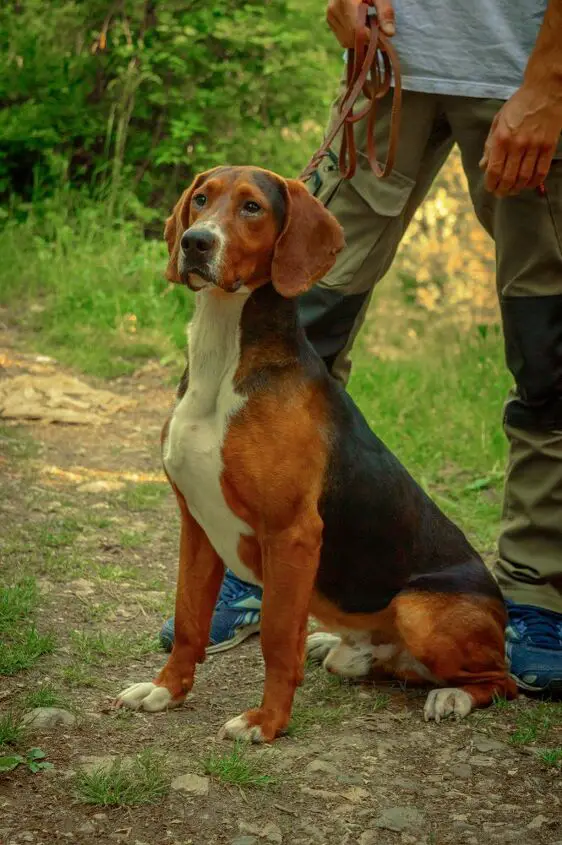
[271,179,345,298]
[164,168,219,282]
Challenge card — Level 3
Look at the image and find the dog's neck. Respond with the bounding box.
[186,283,304,409]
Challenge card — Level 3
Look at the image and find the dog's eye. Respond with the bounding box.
[193,194,207,208]
[242,200,261,214]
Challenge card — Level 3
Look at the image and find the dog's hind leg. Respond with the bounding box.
[392,591,517,721]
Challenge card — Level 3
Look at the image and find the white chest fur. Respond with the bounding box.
[163,291,259,585]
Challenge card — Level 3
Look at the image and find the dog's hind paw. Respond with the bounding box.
[114,681,180,712]
[305,631,341,663]
[423,687,473,723]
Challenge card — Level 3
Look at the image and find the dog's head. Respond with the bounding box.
[164,166,345,297]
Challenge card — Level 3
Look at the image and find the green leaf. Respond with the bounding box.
[0,754,24,773]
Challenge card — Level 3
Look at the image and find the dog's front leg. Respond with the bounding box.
[220,516,322,743]
[116,499,223,712]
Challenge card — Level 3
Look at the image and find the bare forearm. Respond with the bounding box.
[525,0,562,92]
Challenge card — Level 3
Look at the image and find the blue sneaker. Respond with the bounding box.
[505,600,562,695]
[160,569,262,655]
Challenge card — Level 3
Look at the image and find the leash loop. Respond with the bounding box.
[299,2,402,182]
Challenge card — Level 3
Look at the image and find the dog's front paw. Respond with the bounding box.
[423,687,473,723]
[114,681,182,712]
[218,708,286,744]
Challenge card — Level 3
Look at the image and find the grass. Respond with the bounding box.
[69,630,159,665]
[0,579,55,675]
[96,563,139,582]
[0,195,192,378]
[538,748,562,768]
[119,483,170,512]
[22,686,68,710]
[74,750,168,806]
[509,702,562,746]
[0,424,39,461]
[287,703,346,738]
[0,712,26,748]
[203,742,276,789]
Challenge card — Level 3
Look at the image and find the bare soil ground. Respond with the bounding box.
[1,330,561,845]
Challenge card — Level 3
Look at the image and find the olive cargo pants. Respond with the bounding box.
[300,87,562,614]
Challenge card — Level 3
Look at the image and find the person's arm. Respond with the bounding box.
[326,0,395,47]
[480,0,562,197]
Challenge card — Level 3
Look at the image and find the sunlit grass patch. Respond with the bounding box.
[203,742,276,789]
[119,483,170,512]
[75,750,168,806]
[69,629,159,665]
[0,579,55,675]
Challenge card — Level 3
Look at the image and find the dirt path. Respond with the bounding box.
[1,332,561,845]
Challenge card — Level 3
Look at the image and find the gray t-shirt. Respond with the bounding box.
[372,0,547,100]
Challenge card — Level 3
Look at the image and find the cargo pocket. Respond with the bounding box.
[308,148,416,294]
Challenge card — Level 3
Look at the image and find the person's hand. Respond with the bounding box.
[326,0,395,49]
[480,83,562,197]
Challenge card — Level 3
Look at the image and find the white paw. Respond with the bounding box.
[218,714,265,744]
[115,682,177,712]
[423,688,473,723]
[306,632,341,663]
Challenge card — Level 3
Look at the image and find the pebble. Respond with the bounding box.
[469,754,495,767]
[263,822,283,844]
[472,735,507,753]
[170,773,210,796]
[231,838,259,845]
[78,755,117,775]
[77,822,96,834]
[358,832,377,845]
[305,759,337,776]
[78,480,125,493]
[451,763,473,779]
[92,813,107,821]
[21,707,76,731]
[374,806,425,832]
[19,834,35,843]
[527,815,550,830]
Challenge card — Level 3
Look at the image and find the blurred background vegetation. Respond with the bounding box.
[0,0,507,547]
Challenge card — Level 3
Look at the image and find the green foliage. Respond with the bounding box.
[0,579,55,675]
[1,0,340,209]
[74,751,168,806]
[0,712,25,748]
[203,741,276,788]
[0,747,54,774]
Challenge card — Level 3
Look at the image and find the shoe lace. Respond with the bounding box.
[511,605,562,648]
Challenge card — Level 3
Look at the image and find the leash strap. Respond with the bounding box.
[299,2,402,183]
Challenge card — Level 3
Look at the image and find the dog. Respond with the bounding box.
[116,166,516,741]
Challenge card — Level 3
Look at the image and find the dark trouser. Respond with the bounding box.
[299,86,562,614]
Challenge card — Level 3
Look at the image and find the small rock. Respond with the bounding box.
[238,824,261,837]
[21,707,76,731]
[171,773,209,796]
[231,838,259,845]
[92,813,107,821]
[79,480,125,493]
[389,777,419,792]
[79,755,117,775]
[527,815,549,830]
[358,832,377,845]
[341,786,370,803]
[472,735,507,753]
[77,822,96,834]
[263,822,283,844]
[469,754,495,767]
[375,806,425,833]
[451,763,473,779]
[336,773,364,785]
[68,578,96,596]
[305,759,337,776]
[19,834,35,843]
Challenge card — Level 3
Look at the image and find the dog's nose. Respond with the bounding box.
[181,228,217,255]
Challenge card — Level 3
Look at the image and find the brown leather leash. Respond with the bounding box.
[299,1,402,183]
